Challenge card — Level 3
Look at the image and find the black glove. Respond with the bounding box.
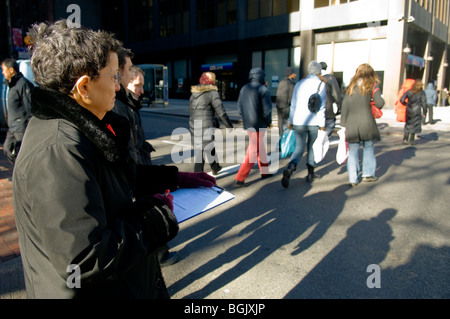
[132,197,179,251]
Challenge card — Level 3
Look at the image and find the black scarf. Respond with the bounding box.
[30,87,128,163]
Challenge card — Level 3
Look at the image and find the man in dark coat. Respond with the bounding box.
[1,58,33,167]
[112,49,179,267]
[320,62,342,137]
[112,48,141,164]
[127,65,155,165]
[276,67,296,136]
[235,67,273,187]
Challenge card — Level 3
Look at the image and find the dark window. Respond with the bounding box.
[314,0,329,8]
[197,0,238,30]
[247,0,259,20]
[159,0,189,37]
[287,0,300,13]
[128,0,154,42]
[248,0,298,20]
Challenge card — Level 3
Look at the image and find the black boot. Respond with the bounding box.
[409,133,415,145]
[281,163,296,188]
[306,164,320,182]
[402,131,409,145]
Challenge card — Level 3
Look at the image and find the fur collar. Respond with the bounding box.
[31,87,120,162]
[190,84,218,93]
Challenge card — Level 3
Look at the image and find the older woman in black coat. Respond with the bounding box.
[400,79,426,145]
[13,20,214,299]
[340,64,384,186]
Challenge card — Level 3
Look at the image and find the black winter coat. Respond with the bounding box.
[189,85,233,145]
[340,84,384,143]
[237,72,272,130]
[4,72,33,133]
[400,90,425,134]
[14,87,179,299]
[275,77,295,111]
[323,74,342,119]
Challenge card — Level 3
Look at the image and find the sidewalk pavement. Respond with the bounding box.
[0,100,449,298]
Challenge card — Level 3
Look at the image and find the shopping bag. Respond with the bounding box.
[280,129,295,159]
[313,129,329,163]
[336,128,349,164]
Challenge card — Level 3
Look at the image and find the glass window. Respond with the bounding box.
[248,0,259,20]
[227,0,237,24]
[252,51,263,68]
[273,1,285,16]
[217,0,226,26]
[260,0,272,18]
[287,0,300,13]
[265,48,289,96]
[128,0,154,42]
[205,0,215,29]
[315,0,329,8]
[197,0,206,30]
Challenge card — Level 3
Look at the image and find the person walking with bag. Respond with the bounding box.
[281,61,327,188]
[276,67,296,136]
[340,63,384,187]
[400,79,426,145]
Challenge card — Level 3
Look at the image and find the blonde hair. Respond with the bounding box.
[346,63,380,96]
[410,79,423,94]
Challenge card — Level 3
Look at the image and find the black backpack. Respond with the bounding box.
[308,81,323,114]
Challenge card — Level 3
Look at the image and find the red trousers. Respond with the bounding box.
[235,130,270,182]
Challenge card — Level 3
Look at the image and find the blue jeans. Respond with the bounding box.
[347,140,376,183]
[289,125,319,167]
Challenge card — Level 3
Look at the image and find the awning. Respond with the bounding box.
[406,54,425,68]
[201,62,234,72]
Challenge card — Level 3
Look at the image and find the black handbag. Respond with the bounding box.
[308,81,323,114]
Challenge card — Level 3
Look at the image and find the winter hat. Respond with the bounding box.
[199,72,216,85]
[308,61,322,75]
[285,67,295,77]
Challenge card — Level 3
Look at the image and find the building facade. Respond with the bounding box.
[2,0,450,106]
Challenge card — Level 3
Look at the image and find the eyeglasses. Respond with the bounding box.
[97,73,121,84]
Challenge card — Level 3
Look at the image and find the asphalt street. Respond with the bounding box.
[140,105,450,299]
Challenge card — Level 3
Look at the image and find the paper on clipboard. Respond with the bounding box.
[170,186,235,223]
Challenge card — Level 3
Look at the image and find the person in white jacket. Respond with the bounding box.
[281,61,326,188]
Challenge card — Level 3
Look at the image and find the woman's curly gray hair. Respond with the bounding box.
[27,19,122,95]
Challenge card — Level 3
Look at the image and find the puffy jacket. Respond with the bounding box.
[189,84,233,143]
[424,83,438,106]
[400,89,426,134]
[237,68,272,130]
